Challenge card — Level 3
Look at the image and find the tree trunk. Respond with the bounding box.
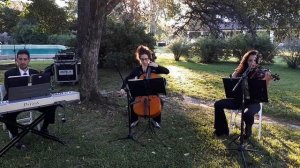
[79,1,106,101]
[77,0,90,58]
[77,0,121,101]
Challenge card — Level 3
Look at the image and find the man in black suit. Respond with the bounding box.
[2,49,56,149]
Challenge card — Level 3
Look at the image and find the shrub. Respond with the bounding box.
[253,33,276,64]
[99,19,155,69]
[226,33,276,63]
[169,39,190,61]
[48,34,76,47]
[13,22,48,44]
[104,52,136,70]
[278,38,300,69]
[226,34,252,61]
[192,36,225,63]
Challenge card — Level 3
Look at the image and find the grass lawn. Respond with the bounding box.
[0,52,299,167]
[155,48,300,125]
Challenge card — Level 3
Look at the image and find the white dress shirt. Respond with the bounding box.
[19,68,29,76]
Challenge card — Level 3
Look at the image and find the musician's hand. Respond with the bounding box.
[117,89,126,97]
[149,62,158,68]
[263,71,273,85]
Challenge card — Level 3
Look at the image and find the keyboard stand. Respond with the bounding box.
[0,112,65,157]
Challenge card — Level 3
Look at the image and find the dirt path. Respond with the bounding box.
[182,95,300,130]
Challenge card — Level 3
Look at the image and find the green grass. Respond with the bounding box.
[157,53,300,124]
[0,54,299,167]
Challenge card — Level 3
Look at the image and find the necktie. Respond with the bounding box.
[23,72,27,75]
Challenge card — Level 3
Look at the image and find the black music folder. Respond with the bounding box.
[222,78,242,100]
[222,78,268,103]
[6,76,29,88]
[248,79,268,103]
[7,74,51,101]
[32,73,51,85]
[127,78,166,97]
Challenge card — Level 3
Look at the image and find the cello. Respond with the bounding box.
[132,66,162,118]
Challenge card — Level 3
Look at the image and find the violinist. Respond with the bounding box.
[118,45,169,128]
[213,49,272,139]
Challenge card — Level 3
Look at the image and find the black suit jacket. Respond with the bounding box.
[3,68,39,100]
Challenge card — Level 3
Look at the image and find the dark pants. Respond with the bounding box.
[2,106,56,137]
[130,98,163,124]
[214,98,260,134]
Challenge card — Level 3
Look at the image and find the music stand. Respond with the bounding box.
[6,76,29,87]
[8,74,51,101]
[128,78,166,143]
[5,76,29,100]
[128,78,166,97]
[223,77,268,168]
[222,78,243,100]
[108,66,144,146]
[248,79,268,103]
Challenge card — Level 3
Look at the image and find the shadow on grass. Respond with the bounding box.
[0,68,298,167]
[0,93,298,167]
[223,124,300,167]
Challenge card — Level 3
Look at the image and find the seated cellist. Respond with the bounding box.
[118,45,169,128]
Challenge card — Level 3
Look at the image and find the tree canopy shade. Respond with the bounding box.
[77,0,122,101]
[175,0,300,40]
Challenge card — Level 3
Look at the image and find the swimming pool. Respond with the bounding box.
[0,44,67,59]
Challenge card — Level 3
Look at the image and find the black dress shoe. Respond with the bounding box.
[213,130,229,137]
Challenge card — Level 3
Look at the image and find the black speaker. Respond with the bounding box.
[54,62,78,83]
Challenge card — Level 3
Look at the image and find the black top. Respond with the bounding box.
[121,65,169,89]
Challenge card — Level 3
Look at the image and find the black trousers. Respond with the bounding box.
[130,98,163,124]
[2,106,56,137]
[214,98,261,134]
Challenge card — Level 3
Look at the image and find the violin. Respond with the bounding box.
[252,66,280,81]
[133,67,162,118]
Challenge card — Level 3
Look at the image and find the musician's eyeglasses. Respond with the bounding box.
[140,58,149,61]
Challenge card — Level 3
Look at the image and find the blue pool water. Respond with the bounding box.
[0,44,67,59]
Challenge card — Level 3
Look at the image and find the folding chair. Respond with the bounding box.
[229,103,263,140]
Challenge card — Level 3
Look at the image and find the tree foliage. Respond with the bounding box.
[175,0,300,40]
[100,18,156,69]
[110,0,178,41]
[25,0,69,34]
[254,0,300,41]
[0,4,20,33]
[13,20,48,44]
